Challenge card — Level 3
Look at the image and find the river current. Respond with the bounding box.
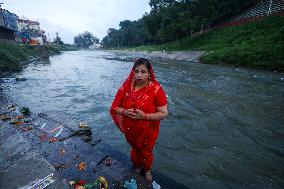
[1,50,284,188]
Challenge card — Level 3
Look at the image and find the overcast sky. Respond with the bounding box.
[2,0,150,44]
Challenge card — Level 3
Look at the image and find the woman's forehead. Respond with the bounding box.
[134,64,148,70]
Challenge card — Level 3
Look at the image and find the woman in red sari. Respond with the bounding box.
[110,58,168,181]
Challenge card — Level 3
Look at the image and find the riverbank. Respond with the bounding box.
[0,42,79,75]
[0,42,58,74]
[105,50,206,62]
[108,16,284,72]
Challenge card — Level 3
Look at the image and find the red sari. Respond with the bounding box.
[110,65,167,171]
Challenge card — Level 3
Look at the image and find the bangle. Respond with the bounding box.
[121,108,126,115]
[145,113,151,120]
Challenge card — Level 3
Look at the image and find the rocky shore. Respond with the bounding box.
[106,50,206,62]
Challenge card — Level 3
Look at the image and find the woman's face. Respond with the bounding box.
[134,64,150,85]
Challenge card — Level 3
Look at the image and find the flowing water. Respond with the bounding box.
[1,50,284,188]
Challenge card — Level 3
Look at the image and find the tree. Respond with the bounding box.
[101,0,256,47]
[74,31,99,48]
[54,32,64,45]
[149,0,176,12]
[101,19,149,48]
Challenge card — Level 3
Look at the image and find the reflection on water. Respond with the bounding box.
[1,50,284,188]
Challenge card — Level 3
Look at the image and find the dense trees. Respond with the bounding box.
[74,31,99,48]
[101,0,255,48]
[53,32,64,45]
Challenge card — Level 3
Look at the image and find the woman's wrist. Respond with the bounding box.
[145,113,151,120]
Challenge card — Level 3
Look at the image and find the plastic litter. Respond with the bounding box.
[104,158,112,166]
[152,181,161,189]
[9,117,23,125]
[20,107,30,114]
[48,125,63,133]
[39,134,48,141]
[19,172,54,189]
[53,163,65,170]
[124,178,137,189]
[0,113,10,121]
[79,122,89,129]
[40,122,46,129]
[69,179,88,189]
[7,104,16,110]
[59,148,66,155]
[23,118,32,123]
[8,104,15,108]
[21,125,33,132]
[83,183,94,189]
[49,137,57,143]
[96,176,108,189]
[54,126,64,137]
[34,120,41,125]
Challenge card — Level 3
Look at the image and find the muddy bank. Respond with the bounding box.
[105,50,206,62]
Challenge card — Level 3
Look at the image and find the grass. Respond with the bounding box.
[0,42,79,74]
[0,42,35,72]
[136,16,284,72]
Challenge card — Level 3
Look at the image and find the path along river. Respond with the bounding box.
[1,50,284,188]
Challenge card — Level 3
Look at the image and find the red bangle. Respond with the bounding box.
[121,109,126,115]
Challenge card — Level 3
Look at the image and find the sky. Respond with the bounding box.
[1,0,151,44]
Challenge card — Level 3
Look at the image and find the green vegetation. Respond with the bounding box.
[0,42,34,72]
[74,31,99,48]
[102,0,254,47]
[100,0,283,72]
[0,42,62,73]
[136,16,284,72]
[56,44,79,51]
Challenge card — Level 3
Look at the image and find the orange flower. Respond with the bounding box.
[77,162,87,171]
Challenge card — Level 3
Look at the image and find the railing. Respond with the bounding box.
[190,0,284,38]
[230,0,284,22]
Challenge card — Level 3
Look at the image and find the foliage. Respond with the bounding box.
[137,16,284,72]
[0,42,61,74]
[101,0,255,48]
[74,31,99,48]
[0,42,34,72]
[53,35,64,46]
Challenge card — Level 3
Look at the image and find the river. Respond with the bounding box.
[1,50,284,188]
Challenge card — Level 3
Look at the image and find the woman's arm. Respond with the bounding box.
[115,107,138,119]
[147,105,168,121]
[115,107,125,115]
[135,105,168,121]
